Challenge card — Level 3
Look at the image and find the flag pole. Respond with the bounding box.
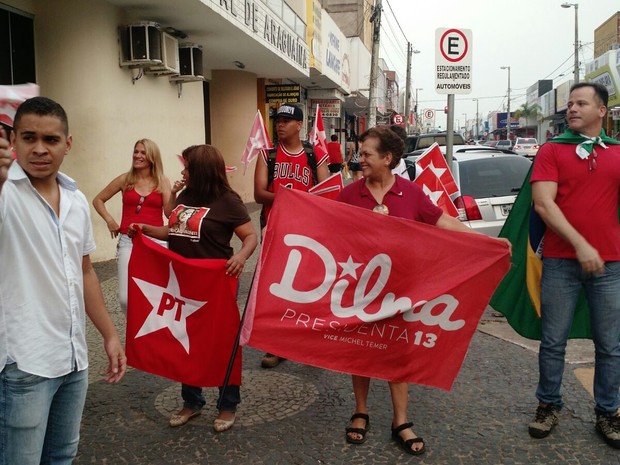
[217,260,258,410]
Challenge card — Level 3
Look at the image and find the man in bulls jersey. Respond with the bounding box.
[254,103,329,368]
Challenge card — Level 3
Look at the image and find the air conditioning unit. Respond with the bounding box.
[119,22,162,67]
[170,44,204,82]
[145,32,180,75]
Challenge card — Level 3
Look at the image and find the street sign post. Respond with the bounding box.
[436,27,473,165]
[435,28,473,94]
[392,113,404,125]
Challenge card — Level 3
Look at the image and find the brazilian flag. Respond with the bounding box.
[488,165,591,340]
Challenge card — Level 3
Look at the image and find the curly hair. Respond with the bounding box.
[358,127,404,169]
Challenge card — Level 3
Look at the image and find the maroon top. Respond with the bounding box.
[336,175,443,224]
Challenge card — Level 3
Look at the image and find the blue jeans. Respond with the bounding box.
[0,364,88,465]
[536,258,620,415]
[182,384,240,412]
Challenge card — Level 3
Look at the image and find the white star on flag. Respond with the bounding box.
[426,160,447,179]
[421,184,443,206]
[133,262,208,354]
[338,256,362,279]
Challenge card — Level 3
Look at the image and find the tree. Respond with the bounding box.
[514,102,541,126]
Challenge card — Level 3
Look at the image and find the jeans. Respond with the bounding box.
[0,364,88,465]
[181,384,240,412]
[536,258,620,415]
[117,234,167,313]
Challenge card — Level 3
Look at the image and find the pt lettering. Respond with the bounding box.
[157,292,186,321]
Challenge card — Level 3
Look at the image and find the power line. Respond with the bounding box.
[383,0,409,43]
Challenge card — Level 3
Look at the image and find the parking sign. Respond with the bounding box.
[435,28,472,94]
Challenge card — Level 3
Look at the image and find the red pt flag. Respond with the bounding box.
[309,104,329,159]
[242,189,510,390]
[127,231,242,386]
[240,110,273,174]
[415,142,459,196]
[414,167,459,217]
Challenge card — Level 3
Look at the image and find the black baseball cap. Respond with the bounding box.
[276,104,303,121]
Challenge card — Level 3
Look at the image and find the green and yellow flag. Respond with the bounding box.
[489,165,592,340]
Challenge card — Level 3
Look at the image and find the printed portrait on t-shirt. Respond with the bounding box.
[168,205,210,240]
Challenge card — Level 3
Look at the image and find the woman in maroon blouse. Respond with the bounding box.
[337,127,489,456]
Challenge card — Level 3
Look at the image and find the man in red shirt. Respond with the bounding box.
[528,82,620,449]
[254,103,329,368]
[326,134,343,173]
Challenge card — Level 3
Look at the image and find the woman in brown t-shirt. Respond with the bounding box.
[132,144,257,432]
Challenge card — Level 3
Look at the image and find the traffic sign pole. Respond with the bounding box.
[435,27,472,166]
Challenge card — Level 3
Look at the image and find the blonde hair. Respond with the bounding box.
[125,138,166,191]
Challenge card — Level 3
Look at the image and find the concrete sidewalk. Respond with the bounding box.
[78,204,613,465]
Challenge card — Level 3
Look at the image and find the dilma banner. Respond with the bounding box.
[126,231,241,387]
[241,188,511,391]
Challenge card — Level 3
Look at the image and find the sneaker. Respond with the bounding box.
[596,411,620,449]
[528,404,559,438]
[261,353,284,368]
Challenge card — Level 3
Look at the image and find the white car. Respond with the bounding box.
[513,137,539,158]
[404,147,532,237]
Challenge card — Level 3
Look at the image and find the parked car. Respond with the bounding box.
[404,147,532,236]
[482,140,498,147]
[404,132,466,156]
[495,139,513,150]
[513,137,539,158]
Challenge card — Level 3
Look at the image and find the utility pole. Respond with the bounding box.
[368,0,381,128]
[404,42,412,133]
[474,98,479,139]
[501,66,511,140]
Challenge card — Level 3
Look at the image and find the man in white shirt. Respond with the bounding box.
[0,97,126,465]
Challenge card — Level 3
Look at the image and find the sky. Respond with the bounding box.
[380,0,619,133]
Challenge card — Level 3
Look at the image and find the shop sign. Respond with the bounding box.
[215,0,309,73]
[311,99,341,118]
[265,84,301,103]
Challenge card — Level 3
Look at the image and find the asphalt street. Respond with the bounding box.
[78,203,617,465]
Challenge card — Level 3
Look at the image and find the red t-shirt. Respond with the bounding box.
[336,175,443,224]
[327,141,343,164]
[119,188,164,234]
[261,144,329,220]
[531,141,620,260]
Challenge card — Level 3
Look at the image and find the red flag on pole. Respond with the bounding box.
[309,104,329,159]
[241,188,510,391]
[308,172,344,200]
[240,110,272,174]
[0,83,39,127]
[126,231,242,386]
[414,167,459,217]
[415,143,459,196]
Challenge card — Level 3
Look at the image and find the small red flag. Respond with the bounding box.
[126,231,241,386]
[0,84,39,127]
[308,172,344,200]
[414,167,459,217]
[415,143,459,196]
[240,110,272,174]
[309,105,329,159]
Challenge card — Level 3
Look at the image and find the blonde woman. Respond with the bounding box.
[93,139,172,313]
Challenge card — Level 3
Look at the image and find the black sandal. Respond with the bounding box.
[391,422,425,455]
[345,413,370,444]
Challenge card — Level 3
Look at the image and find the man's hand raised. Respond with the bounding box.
[0,126,13,191]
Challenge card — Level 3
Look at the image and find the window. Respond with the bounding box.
[0,6,35,85]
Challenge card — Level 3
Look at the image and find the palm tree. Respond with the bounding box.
[514,102,542,138]
[514,102,541,126]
